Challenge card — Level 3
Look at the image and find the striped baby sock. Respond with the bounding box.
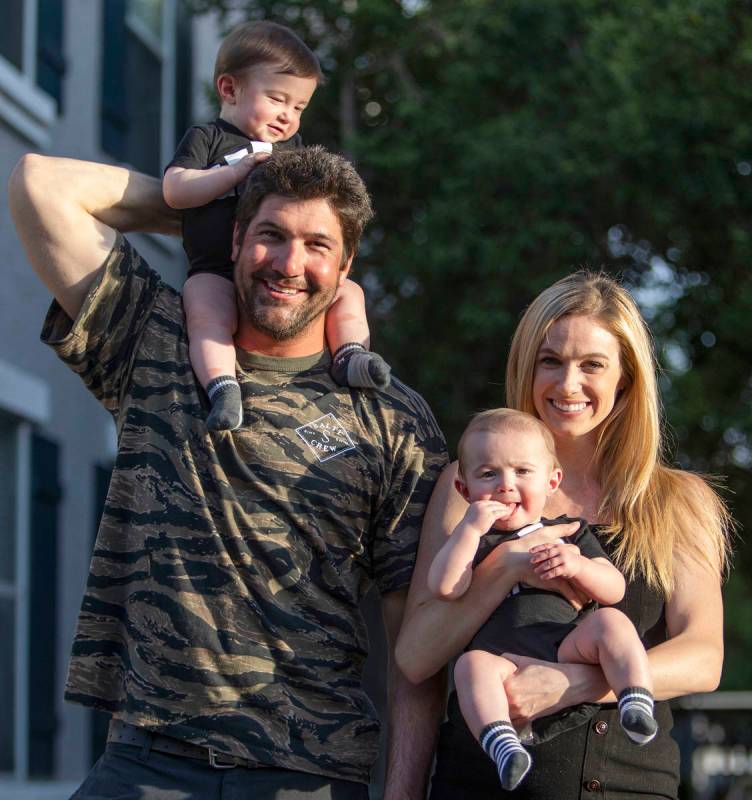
[618,686,658,745]
[206,375,242,431]
[480,720,532,790]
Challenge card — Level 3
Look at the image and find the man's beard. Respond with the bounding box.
[236,267,338,342]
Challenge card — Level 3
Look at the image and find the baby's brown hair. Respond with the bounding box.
[214,20,323,95]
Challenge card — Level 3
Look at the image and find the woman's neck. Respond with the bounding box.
[544,435,606,523]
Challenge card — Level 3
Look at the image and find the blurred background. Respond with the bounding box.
[0,0,750,797]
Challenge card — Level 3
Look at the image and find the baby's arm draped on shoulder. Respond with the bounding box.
[162,124,260,209]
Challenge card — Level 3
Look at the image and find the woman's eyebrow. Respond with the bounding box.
[538,346,611,360]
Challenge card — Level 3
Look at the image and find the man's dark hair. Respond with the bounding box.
[235,146,374,262]
[214,21,323,93]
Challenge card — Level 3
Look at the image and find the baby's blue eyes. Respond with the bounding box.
[478,469,531,478]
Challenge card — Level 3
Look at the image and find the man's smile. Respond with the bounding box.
[258,277,308,298]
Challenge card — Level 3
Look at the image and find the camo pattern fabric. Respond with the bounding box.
[41,235,448,783]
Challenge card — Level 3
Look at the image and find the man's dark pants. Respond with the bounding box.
[71,739,370,800]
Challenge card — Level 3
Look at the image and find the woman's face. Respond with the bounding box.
[532,315,625,445]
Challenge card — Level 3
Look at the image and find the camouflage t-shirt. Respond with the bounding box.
[41,236,447,783]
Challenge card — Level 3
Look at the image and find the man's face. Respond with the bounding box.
[232,195,352,345]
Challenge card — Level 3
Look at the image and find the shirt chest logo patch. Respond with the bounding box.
[296,413,356,462]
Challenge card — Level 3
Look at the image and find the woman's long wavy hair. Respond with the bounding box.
[506,271,732,595]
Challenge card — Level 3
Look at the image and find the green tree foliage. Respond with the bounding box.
[192,0,752,687]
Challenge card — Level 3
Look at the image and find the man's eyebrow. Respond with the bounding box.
[252,219,338,243]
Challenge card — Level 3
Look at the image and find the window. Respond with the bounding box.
[101,0,192,176]
[0,0,63,146]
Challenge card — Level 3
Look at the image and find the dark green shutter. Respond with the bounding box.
[36,0,66,111]
[100,0,128,161]
[174,0,193,145]
[27,433,62,777]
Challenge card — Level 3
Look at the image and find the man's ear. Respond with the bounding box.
[338,253,354,286]
[231,222,242,261]
[216,73,238,105]
[548,467,563,494]
[454,478,471,502]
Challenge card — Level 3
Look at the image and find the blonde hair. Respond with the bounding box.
[506,271,732,595]
[457,408,559,478]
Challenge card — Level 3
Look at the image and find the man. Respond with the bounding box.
[9,147,447,799]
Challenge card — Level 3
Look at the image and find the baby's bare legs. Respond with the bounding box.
[558,607,657,744]
[328,279,391,390]
[183,273,241,431]
[455,650,531,790]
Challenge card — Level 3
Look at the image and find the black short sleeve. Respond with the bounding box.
[166,125,213,171]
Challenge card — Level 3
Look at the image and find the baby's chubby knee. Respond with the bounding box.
[455,649,508,685]
[591,606,634,637]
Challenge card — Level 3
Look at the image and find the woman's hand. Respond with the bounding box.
[502,654,609,725]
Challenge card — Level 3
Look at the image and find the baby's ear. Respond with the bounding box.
[454,478,470,501]
[216,73,238,104]
[548,467,563,494]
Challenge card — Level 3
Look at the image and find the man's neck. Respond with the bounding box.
[234,322,327,359]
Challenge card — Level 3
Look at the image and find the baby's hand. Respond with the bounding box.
[231,151,270,184]
[461,500,516,536]
[529,542,582,581]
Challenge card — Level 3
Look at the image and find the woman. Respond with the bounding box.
[395,271,732,798]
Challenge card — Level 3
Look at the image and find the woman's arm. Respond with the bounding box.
[395,463,580,684]
[644,550,724,694]
[502,550,724,724]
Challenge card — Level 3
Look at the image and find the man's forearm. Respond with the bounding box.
[9,155,180,319]
[383,666,447,800]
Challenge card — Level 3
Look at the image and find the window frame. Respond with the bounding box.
[0,0,57,147]
[101,0,178,173]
